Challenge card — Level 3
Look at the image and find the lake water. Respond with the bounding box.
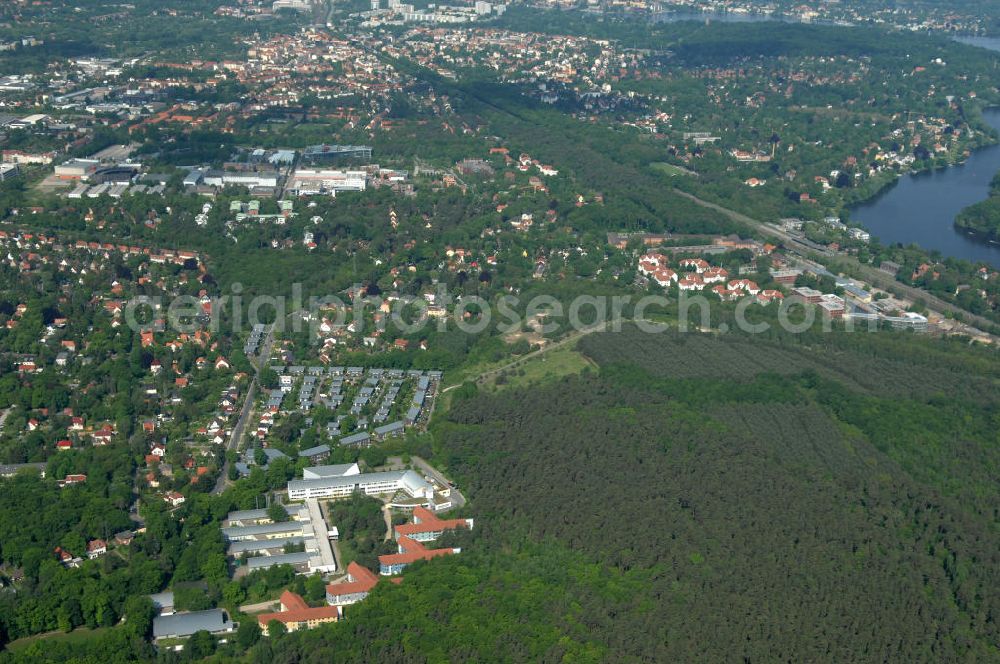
[849,109,1000,268]
[953,35,1000,52]
[849,35,1000,267]
[649,12,1000,266]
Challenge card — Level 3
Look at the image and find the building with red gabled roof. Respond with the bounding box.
[377,507,473,575]
[92,425,114,445]
[56,439,73,451]
[701,266,729,284]
[727,279,760,295]
[679,258,710,273]
[711,284,739,301]
[757,289,784,305]
[325,561,380,606]
[86,539,107,559]
[54,546,81,568]
[678,274,706,291]
[61,473,87,487]
[257,590,340,635]
[378,536,458,576]
[393,506,473,543]
[164,491,185,507]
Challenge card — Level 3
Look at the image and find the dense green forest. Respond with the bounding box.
[956,171,1000,241]
[241,326,1000,663]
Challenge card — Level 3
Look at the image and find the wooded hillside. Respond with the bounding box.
[255,327,1000,663]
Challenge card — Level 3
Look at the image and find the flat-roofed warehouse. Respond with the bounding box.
[302,144,372,165]
[245,551,314,572]
[227,535,309,556]
[222,520,305,542]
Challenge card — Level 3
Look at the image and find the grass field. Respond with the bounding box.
[482,345,594,390]
[6,626,114,652]
[650,162,696,177]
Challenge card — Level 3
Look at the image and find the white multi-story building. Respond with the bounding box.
[287,469,433,501]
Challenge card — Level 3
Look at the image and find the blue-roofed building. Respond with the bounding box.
[841,284,872,302]
[373,421,404,440]
[245,551,314,571]
[339,432,371,448]
[298,444,331,462]
[405,406,421,425]
[263,448,289,463]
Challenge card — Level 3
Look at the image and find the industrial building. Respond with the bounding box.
[202,170,280,189]
[54,158,99,180]
[286,169,366,196]
[302,144,372,165]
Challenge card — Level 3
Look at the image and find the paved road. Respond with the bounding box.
[319,499,344,571]
[382,505,393,541]
[674,189,1000,339]
[382,455,467,510]
[411,455,466,509]
[213,325,275,495]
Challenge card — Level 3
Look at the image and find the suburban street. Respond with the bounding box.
[212,324,275,495]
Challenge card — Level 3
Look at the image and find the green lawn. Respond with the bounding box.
[483,345,593,390]
[6,626,114,652]
[650,162,696,177]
